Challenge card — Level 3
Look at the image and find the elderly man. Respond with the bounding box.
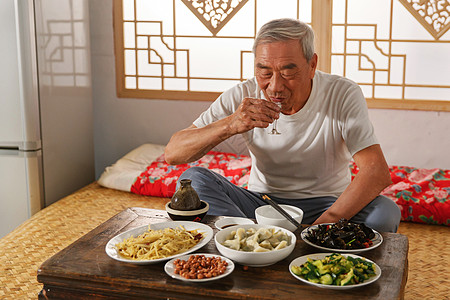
[165,18,400,232]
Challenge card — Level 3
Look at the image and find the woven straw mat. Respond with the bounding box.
[0,182,448,299]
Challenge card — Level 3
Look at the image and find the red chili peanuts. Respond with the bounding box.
[173,255,228,279]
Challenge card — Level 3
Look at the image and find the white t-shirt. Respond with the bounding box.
[193,71,378,199]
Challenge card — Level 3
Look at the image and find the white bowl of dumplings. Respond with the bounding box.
[214,224,296,267]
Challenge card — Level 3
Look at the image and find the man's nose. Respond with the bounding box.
[269,72,284,93]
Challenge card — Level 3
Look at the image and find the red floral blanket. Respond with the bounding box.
[131,152,450,226]
[131,151,251,197]
[350,162,450,226]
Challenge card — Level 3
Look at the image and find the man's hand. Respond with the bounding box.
[227,97,281,135]
[165,97,280,165]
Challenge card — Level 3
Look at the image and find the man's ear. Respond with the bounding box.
[309,53,318,78]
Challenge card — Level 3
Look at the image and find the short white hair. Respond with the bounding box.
[253,18,315,62]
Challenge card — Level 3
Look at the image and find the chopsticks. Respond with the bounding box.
[261,194,302,231]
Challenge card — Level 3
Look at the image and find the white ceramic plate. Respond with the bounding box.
[301,224,383,253]
[214,217,255,230]
[105,221,213,265]
[164,253,235,282]
[289,253,381,290]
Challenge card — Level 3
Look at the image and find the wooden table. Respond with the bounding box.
[37,208,408,299]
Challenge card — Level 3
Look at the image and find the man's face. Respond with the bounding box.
[254,39,317,115]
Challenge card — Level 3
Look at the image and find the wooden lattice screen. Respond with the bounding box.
[113,0,450,111]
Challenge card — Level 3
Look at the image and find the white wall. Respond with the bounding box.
[369,109,450,169]
[89,1,450,178]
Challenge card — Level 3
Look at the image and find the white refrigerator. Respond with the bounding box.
[0,0,95,238]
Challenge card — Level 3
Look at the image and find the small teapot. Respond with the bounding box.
[170,179,201,211]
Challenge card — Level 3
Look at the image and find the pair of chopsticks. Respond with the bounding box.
[261,194,302,231]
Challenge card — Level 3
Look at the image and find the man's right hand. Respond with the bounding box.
[165,97,280,165]
[227,97,281,135]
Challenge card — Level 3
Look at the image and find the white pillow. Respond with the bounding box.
[98,143,165,191]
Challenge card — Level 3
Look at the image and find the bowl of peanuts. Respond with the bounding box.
[164,253,235,282]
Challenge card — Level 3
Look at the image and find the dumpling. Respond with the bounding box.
[245,238,261,251]
[236,227,247,240]
[254,245,271,252]
[246,228,256,235]
[226,231,237,240]
[258,239,274,250]
[275,240,288,250]
[223,238,240,250]
[255,228,273,241]
[272,230,288,241]
[268,236,281,248]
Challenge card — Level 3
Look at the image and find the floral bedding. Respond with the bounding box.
[131,151,251,197]
[350,162,450,226]
[131,151,450,226]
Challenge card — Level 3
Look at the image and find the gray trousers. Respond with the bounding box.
[178,166,401,233]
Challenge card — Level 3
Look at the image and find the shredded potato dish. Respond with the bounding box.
[115,225,203,260]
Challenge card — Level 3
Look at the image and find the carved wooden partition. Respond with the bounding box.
[113,0,450,111]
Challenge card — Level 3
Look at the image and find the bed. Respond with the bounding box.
[99,143,450,226]
[0,143,448,299]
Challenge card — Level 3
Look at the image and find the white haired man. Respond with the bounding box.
[165,18,400,232]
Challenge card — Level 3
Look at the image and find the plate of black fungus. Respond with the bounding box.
[301,219,383,253]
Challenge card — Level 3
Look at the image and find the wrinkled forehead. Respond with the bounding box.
[254,40,307,66]
[255,39,304,56]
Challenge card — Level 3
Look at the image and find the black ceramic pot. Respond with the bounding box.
[165,200,209,222]
[170,179,201,211]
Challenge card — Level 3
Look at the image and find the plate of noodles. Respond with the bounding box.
[105,221,214,265]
